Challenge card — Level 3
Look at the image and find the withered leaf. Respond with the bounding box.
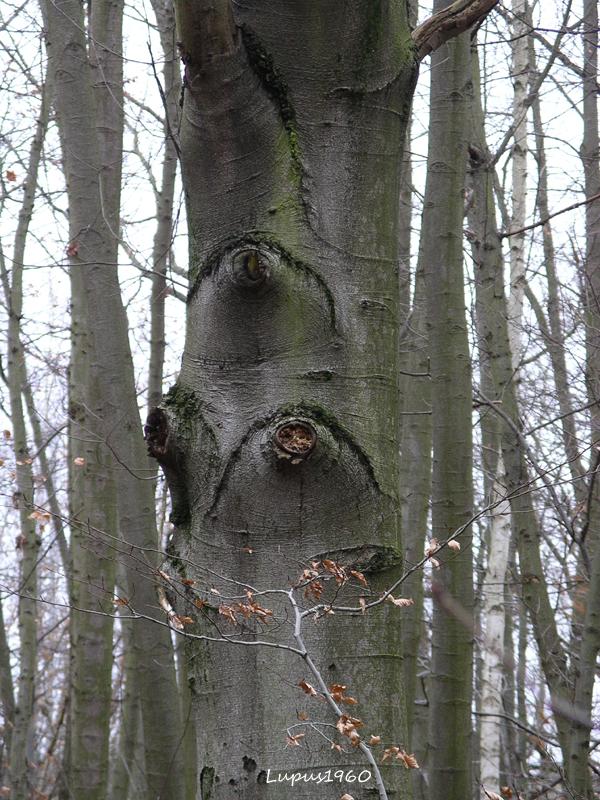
[285,733,305,747]
[299,679,318,697]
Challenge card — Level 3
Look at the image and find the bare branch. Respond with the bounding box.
[412,0,499,61]
[501,191,600,239]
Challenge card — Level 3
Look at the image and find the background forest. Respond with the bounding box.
[0,1,599,799]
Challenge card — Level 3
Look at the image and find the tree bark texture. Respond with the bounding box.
[468,48,511,796]
[163,3,418,798]
[421,5,474,798]
[41,1,186,796]
[147,0,181,413]
[506,0,529,372]
[568,2,600,794]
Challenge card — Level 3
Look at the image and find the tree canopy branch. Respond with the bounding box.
[412,0,499,60]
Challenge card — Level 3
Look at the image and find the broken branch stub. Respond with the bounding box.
[273,420,317,463]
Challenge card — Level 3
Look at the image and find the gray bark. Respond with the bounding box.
[0,594,15,784]
[41,1,185,796]
[469,48,512,797]
[147,0,181,413]
[567,1,600,794]
[158,2,419,798]
[420,5,474,800]
[399,260,431,785]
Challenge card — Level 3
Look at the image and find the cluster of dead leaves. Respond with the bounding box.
[218,591,273,626]
[289,694,419,772]
[298,559,369,602]
[329,683,358,706]
[382,746,418,768]
[297,680,359,707]
[336,713,363,747]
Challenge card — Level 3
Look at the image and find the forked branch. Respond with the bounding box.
[412,0,499,60]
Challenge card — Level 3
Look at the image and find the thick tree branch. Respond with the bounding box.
[412,0,499,60]
[173,0,236,69]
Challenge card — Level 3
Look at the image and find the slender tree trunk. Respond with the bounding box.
[478,463,511,794]
[22,377,70,578]
[110,620,144,800]
[507,0,529,370]
[466,77,573,771]
[147,0,181,413]
[529,49,584,490]
[399,261,431,758]
[399,260,431,800]
[0,70,51,800]
[0,594,15,784]
[397,29,432,783]
[468,47,512,797]
[567,2,600,794]
[41,1,185,796]
[420,5,474,800]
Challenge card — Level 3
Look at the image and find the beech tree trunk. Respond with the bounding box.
[568,1,600,795]
[159,3,419,798]
[41,2,186,796]
[422,9,474,799]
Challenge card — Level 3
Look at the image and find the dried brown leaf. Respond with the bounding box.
[299,679,318,697]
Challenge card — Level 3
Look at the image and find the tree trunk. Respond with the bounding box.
[468,47,512,797]
[147,0,181,413]
[0,69,51,800]
[506,0,529,371]
[419,5,474,800]
[466,67,572,771]
[0,595,15,787]
[41,1,186,796]
[399,258,431,785]
[160,2,419,798]
[567,1,600,794]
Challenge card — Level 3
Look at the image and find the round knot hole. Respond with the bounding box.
[232,249,270,287]
[274,420,317,461]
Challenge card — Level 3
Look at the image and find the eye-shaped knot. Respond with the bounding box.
[231,248,272,287]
